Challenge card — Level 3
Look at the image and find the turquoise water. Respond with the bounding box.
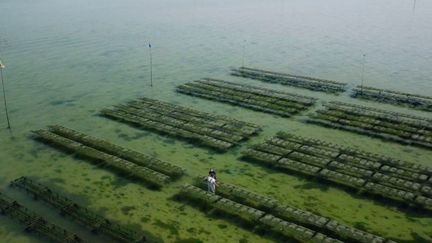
[1,0,432,242]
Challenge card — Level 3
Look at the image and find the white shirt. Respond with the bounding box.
[207,176,216,185]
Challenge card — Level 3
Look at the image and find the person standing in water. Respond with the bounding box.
[207,170,218,194]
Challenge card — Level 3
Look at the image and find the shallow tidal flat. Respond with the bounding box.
[1,0,432,242]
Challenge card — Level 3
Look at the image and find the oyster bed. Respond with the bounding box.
[242,132,432,210]
[177,78,317,117]
[307,101,432,149]
[231,67,347,94]
[352,86,432,112]
[32,126,185,188]
[0,192,84,243]
[10,177,146,243]
[101,98,262,151]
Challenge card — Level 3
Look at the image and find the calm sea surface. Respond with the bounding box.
[1,0,432,242]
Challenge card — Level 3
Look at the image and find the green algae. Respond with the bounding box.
[152,219,180,236]
[174,238,203,243]
[121,206,136,215]
[217,223,228,229]
[1,0,432,242]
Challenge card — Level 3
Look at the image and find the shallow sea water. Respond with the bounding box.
[1,0,432,242]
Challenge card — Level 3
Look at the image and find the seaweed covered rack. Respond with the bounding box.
[352,85,432,112]
[179,182,397,243]
[10,177,147,243]
[231,67,347,94]
[196,179,396,243]
[241,132,432,211]
[306,101,432,149]
[0,192,84,243]
[32,125,185,188]
[178,184,340,243]
[176,78,317,117]
[101,97,262,151]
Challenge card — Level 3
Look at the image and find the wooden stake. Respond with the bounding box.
[149,43,153,87]
[0,60,11,129]
[361,54,366,94]
[242,40,246,67]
